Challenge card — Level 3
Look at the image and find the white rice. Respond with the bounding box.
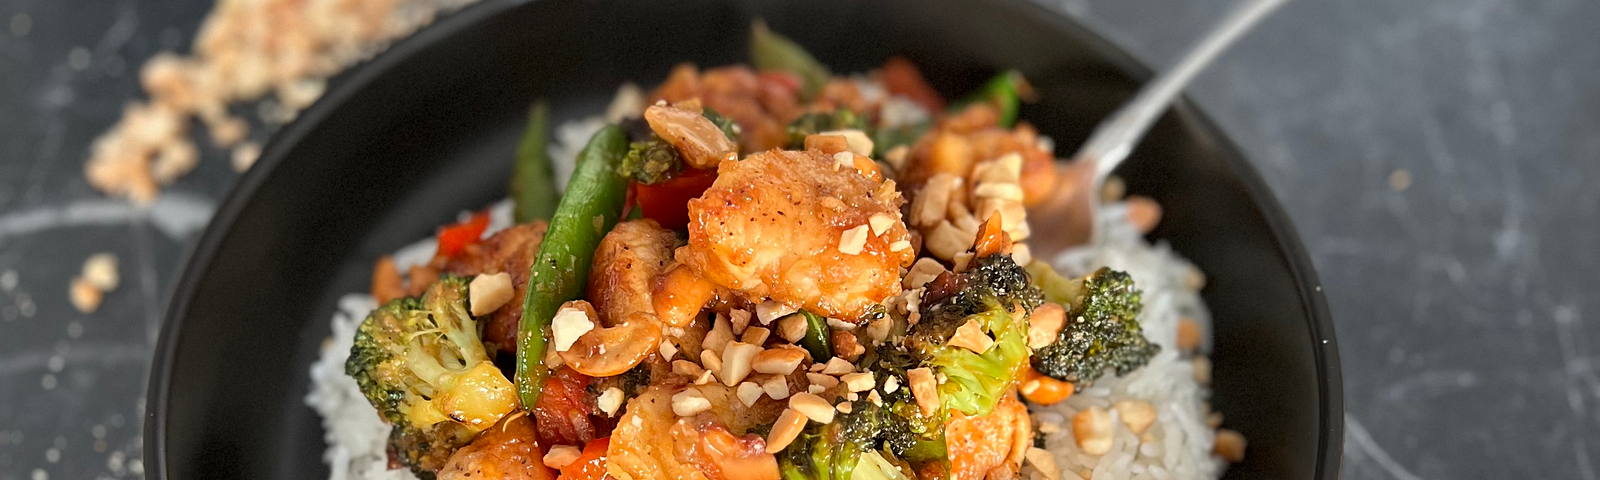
[307,111,1224,480]
[1024,204,1223,480]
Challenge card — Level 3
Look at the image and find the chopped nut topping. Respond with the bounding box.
[753,348,806,375]
[789,393,836,424]
[597,387,624,416]
[756,301,797,325]
[82,253,120,291]
[821,357,854,375]
[672,360,705,377]
[838,225,870,255]
[672,388,713,416]
[765,409,808,453]
[836,402,854,414]
[903,257,947,290]
[883,375,900,394]
[777,314,808,343]
[729,309,753,333]
[1024,448,1061,480]
[551,303,596,352]
[888,240,912,252]
[1214,429,1247,462]
[1027,303,1067,349]
[805,373,840,389]
[818,129,874,156]
[700,349,723,375]
[468,272,514,316]
[1113,400,1157,434]
[841,372,875,392]
[868,213,897,236]
[741,326,771,346]
[907,368,938,415]
[826,317,858,331]
[948,318,995,354]
[703,313,735,354]
[736,382,764,407]
[69,278,103,313]
[1072,406,1114,455]
[925,220,975,261]
[659,339,679,360]
[763,375,792,400]
[1176,317,1202,352]
[721,342,763,386]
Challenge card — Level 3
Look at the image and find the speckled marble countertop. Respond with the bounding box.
[1,0,1597,479]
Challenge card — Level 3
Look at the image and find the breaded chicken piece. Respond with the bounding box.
[588,219,682,326]
[680,149,914,321]
[944,394,1033,480]
[437,412,557,480]
[606,384,784,480]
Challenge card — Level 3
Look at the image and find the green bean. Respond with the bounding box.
[515,124,630,409]
[511,100,559,223]
[793,310,833,361]
[750,19,829,99]
[957,70,1029,128]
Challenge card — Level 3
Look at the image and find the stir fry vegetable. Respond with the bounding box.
[751,19,830,99]
[953,70,1031,128]
[514,125,630,409]
[511,100,560,223]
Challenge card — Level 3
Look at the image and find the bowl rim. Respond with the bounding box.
[144,0,1343,477]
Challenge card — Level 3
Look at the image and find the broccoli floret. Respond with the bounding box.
[1029,267,1159,388]
[345,276,519,477]
[779,401,922,480]
[905,254,1042,417]
[786,108,866,148]
[620,137,683,185]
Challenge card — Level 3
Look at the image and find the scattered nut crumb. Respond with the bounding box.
[1072,406,1114,455]
[1214,428,1247,462]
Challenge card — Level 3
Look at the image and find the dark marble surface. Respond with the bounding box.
[1,0,1596,479]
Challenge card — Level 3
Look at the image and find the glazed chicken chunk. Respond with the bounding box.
[679,149,914,321]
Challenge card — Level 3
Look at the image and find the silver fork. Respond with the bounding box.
[1028,0,1288,257]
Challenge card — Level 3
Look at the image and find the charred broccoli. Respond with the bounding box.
[620,137,683,185]
[906,253,1042,417]
[1029,267,1158,387]
[345,276,518,477]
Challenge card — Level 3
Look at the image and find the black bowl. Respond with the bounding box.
[146,0,1342,478]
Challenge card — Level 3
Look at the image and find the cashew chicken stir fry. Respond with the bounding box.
[345,24,1173,480]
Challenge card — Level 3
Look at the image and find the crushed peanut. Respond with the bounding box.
[763,374,792,400]
[840,372,875,392]
[756,300,797,325]
[720,342,763,386]
[671,388,713,416]
[948,318,995,354]
[672,359,705,377]
[838,225,870,255]
[700,349,723,375]
[82,253,120,291]
[69,278,104,314]
[550,304,596,352]
[1214,429,1247,462]
[736,382,764,407]
[821,357,855,375]
[777,314,808,343]
[467,272,514,316]
[765,409,808,453]
[1024,448,1061,480]
[741,326,771,346]
[729,309,753,333]
[1027,302,1067,349]
[907,368,938,415]
[1072,406,1114,455]
[805,373,840,389]
[1112,400,1157,434]
[753,348,806,375]
[597,387,624,416]
[868,213,897,236]
[789,393,836,424]
[836,402,854,414]
[659,339,678,360]
[903,257,947,290]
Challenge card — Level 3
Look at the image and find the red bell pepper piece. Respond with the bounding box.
[636,168,718,230]
[434,211,490,258]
